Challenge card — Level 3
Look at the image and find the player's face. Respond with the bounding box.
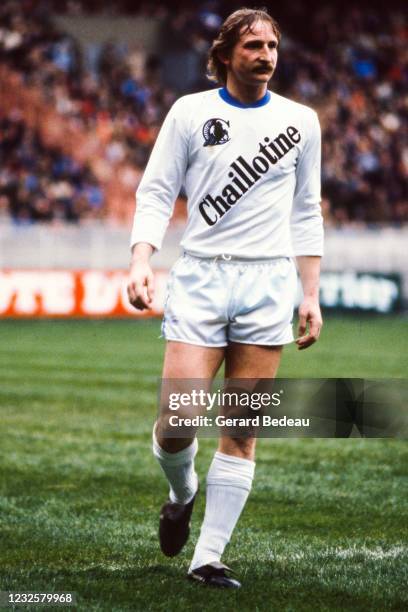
[225,20,278,88]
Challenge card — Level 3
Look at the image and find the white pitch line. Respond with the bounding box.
[271,546,406,562]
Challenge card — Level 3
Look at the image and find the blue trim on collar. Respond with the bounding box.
[218,87,271,108]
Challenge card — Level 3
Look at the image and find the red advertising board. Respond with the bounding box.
[0,270,168,317]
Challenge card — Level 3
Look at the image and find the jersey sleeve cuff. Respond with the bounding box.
[130,229,163,252]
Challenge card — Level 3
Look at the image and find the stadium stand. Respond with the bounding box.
[0,112,104,223]
[0,0,406,225]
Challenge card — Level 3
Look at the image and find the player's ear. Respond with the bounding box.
[217,51,230,67]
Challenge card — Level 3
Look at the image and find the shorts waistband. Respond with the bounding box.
[183,251,290,265]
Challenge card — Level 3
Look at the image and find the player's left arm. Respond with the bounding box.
[295,255,322,350]
[290,109,324,350]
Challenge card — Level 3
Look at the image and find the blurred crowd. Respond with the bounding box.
[277,5,408,226]
[0,0,406,225]
[0,112,104,223]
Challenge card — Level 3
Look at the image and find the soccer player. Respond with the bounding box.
[127,7,323,588]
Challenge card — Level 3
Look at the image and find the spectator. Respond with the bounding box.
[0,0,406,225]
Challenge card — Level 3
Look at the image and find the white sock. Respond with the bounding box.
[189,451,255,571]
[152,427,198,505]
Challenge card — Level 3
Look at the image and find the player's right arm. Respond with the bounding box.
[127,242,155,311]
[127,98,189,311]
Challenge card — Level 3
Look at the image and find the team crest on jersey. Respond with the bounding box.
[202,118,230,147]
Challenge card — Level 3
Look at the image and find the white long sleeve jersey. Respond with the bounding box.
[131,87,323,259]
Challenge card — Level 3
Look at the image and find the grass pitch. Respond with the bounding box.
[0,316,407,611]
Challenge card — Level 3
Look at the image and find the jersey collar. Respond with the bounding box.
[218,87,271,108]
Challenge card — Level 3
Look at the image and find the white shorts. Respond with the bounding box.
[162,253,298,348]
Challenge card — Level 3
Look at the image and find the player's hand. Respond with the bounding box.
[295,298,322,350]
[127,259,155,311]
